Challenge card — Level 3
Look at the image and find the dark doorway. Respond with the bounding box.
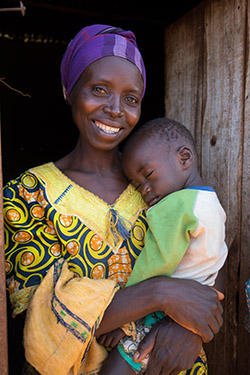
[0,2,202,374]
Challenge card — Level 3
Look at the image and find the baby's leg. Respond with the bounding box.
[99,347,135,375]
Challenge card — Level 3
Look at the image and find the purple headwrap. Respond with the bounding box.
[60,24,146,99]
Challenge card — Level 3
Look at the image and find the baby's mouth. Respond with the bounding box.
[94,120,121,134]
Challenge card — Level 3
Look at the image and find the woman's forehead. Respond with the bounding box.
[86,56,143,78]
[81,56,144,92]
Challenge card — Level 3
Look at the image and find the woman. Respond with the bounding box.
[4,24,223,375]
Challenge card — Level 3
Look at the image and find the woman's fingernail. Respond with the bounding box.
[133,352,140,361]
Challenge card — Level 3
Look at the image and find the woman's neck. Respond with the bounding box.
[56,138,122,175]
[54,138,129,204]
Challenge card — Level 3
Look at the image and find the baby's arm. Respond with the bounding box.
[98,328,125,348]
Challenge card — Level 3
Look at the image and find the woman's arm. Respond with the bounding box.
[96,277,161,337]
[96,276,223,343]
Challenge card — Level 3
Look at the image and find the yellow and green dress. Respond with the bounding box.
[4,162,207,375]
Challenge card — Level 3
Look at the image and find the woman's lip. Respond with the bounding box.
[93,120,121,134]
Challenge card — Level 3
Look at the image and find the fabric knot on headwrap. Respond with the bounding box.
[60,24,146,99]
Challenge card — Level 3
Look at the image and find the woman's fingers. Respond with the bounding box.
[143,318,203,375]
[145,347,168,375]
[201,297,224,342]
[216,306,224,327]
[201,312,223,343]
[184,310,223,343]
[211,287,224,301]
[217,297,224,314]
[133,328,156,362]
[162,279,224,341]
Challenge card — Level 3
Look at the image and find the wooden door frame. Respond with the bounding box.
[0,112,8,374]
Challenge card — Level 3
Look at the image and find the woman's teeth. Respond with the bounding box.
[94,121,120,134]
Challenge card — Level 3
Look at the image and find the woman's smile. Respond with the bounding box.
[93,120,121,135]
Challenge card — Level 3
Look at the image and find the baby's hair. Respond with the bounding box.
[123,117,197,156]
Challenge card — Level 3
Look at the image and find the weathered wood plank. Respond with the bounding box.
[201,1,247,372]
[164,2,205,162]
[238,0,250,371]
[165,0,250,374]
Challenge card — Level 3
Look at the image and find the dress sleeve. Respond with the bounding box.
[173,190,228,286]
[4,172,64,316]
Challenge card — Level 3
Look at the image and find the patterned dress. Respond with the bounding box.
[4,162,208,375]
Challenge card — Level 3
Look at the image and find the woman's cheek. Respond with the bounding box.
[128,106,141,129]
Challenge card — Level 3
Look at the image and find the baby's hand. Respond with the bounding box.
[97,328,125,348]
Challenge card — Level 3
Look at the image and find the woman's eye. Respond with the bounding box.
[93,86,107,94]
[125,96,138,104]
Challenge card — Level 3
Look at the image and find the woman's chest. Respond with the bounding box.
[61,169,129,206]
[52,211,148,286]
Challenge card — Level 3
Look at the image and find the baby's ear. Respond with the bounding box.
[178,146,194,169]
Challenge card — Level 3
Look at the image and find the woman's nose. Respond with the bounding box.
[103,95,123,117]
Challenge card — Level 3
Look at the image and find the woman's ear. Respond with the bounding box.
[67,93,73,106]
[178,146,194,169]
[63,86,72,107]
[63,85,72,106]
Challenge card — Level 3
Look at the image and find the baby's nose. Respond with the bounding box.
[141,184,151,196]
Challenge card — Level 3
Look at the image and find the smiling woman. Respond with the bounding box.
[4,24,223,375]
[66,56,144,157]
[55,55,144,203]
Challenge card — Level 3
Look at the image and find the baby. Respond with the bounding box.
[99,117,228,374]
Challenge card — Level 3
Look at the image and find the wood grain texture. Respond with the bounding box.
[165,0,250,373]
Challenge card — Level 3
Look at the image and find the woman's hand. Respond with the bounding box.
[134,317,203,375]
[96,276,223,342]
[158,278,224,342]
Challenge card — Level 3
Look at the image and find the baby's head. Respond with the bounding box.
[122,117,199,206]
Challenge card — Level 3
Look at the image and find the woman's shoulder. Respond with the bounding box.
[4,162,54,191]
[29,162,60,181]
